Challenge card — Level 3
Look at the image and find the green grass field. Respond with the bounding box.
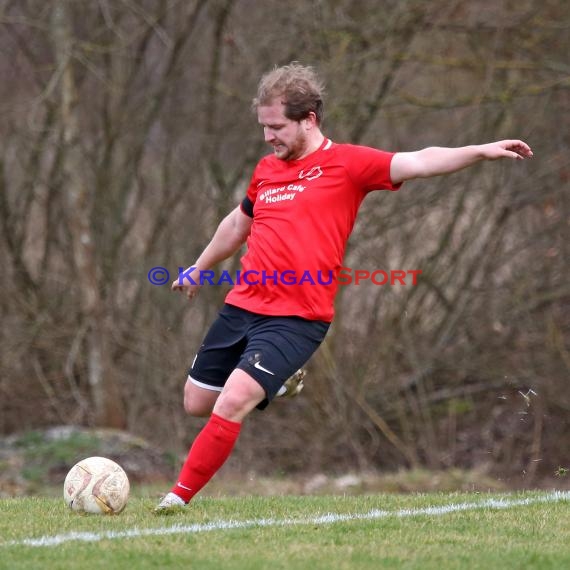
[1,491,569,569]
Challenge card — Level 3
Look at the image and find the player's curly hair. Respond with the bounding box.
[253,62,325,125]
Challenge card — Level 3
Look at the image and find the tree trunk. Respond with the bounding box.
[51,1,125,428]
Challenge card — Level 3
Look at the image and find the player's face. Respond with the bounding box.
[257,101,309,161]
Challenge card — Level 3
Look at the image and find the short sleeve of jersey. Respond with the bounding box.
[343,145,402,193]
[240,162,264,218]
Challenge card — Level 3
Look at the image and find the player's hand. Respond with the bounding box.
[172,268,202,300]
[171,280,201,300]
[481,140,533,160]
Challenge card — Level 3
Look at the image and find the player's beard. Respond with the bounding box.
[273,126,308,161]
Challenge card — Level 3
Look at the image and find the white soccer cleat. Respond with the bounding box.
[154,492,186,513]
[277,368,306,398]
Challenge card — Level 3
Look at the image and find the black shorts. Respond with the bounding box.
[189,304,330,409]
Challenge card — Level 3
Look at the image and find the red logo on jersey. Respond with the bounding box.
[298,166,323,181]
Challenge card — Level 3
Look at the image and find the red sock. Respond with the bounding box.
[171,413,241,503]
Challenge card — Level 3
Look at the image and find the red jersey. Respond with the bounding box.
[225,139,401,321]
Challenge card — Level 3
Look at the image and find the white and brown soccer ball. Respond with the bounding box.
[63,456,130,514]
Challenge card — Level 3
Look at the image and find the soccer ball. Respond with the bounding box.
[63,456,130,514]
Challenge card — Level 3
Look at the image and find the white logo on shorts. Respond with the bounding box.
[254,361,275,375]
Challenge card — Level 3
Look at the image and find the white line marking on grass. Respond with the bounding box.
[4,491,569,548]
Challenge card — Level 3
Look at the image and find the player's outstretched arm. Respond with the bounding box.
[172,206,253,300]
[390,140,533,185]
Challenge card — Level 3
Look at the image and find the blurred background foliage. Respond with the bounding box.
[0,0,568,487]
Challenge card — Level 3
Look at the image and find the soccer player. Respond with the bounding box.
[155,63,532,510]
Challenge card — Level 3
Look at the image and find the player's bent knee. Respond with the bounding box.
[213,391,245,419]
[212,370,266,421]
